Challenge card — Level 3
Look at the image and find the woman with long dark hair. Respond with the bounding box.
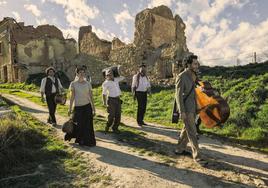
[65,66,96,147]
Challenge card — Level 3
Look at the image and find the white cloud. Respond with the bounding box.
[189,18,268,66]
[123,3,128,8]
[173,0,255,66]
[61,27,78,40]
[175,0,209,19]
[148,0,174,8]
[175,0,249,23]
[199,0,250,24]
[92,26,116,41]
[0,1,7,6]
[219,18,231,30]
[12,11,21,21]
[24,4,41,17]
[190,25,216,47]
[48,0,99,28]
[36,18,48,25]
[114,9,134,35]
[114,10,134,25]
[122,36,131,44]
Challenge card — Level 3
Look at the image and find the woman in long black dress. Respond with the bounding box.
[65,66,96,147]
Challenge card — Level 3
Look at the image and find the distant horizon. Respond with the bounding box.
[1,0,268,67]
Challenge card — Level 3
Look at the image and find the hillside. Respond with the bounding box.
[199,61,268,149]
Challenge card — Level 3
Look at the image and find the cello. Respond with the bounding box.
[195,81,230,128]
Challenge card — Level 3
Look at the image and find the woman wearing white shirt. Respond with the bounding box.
[65,67,96,147]
[40,67,63,126]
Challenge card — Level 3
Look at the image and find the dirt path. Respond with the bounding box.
[1,93,268,188]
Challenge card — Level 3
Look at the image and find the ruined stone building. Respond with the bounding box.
[79,5,189,85]
[0,17,77,83]
[0,5,189,86]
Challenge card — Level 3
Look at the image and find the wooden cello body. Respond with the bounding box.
[195,81,230,128]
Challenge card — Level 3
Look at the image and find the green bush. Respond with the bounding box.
[240,127,266,141]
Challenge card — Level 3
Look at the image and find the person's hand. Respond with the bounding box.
[92,108,96,116]
[103,102,108,107]
[68,109,72,116]
[181,112,187,122]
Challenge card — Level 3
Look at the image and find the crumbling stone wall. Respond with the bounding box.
[13,23,64,44]
[112,38,126,50]
[16,38,77,77]
[109,5,189,85]
[134,6,177,48]
[79,25,111,61]
[0,17,77,83]
[1,5,189,86]
[0,18,13,82]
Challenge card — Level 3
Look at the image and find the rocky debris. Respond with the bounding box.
[79,25,112,61]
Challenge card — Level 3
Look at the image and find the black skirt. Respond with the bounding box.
[68,103,96,146]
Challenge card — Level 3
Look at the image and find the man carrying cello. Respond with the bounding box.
[174,54,207,165]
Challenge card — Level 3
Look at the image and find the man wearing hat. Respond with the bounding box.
[40,67,63,126]
[132,63,151,127]
[102,69,125,133]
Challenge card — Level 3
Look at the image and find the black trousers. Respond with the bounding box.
[136,91,147,124]
[71,103,96,146]
[46,93,57,123]
[107,97,121,130]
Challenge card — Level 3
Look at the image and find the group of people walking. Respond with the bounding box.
[40,54,206,164]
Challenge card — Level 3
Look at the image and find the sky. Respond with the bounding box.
[0,0,268,66]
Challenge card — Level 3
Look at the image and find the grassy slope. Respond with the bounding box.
[200,63,268,149]
[0,103,112,187]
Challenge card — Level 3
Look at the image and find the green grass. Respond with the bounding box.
[1,63,268,151]
[0,83,38,91]
[0,105,112,187]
